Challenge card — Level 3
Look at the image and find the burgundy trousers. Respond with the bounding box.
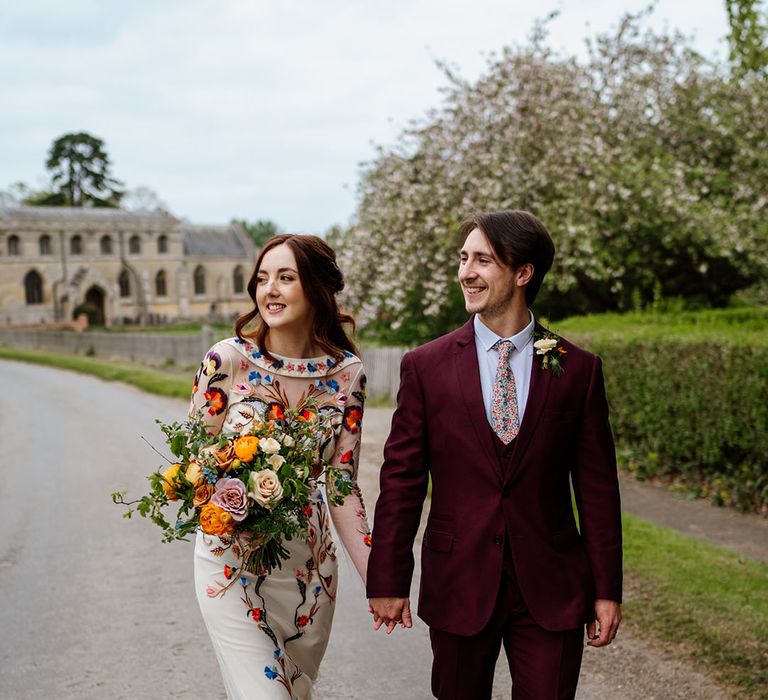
[429,558,584,700]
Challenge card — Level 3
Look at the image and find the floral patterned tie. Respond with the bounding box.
[491,339,520,444]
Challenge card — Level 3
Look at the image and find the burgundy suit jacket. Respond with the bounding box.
[366,317,622,635]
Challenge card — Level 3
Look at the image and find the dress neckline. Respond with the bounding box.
[226,337,359,377]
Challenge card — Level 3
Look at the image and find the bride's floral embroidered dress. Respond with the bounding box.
[192,338,371,700]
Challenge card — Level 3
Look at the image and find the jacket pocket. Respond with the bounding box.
[424,529,453,553]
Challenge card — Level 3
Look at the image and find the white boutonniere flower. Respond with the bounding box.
[533,333,567,375]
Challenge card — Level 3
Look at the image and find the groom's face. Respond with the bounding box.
[458,227,517,320]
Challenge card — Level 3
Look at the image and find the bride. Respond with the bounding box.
[190,234,371,699]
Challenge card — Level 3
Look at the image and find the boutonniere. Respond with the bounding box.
[533,332,567,376]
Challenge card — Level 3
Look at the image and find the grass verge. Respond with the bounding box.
[623,512,768,698]
[2,344,765,696]
[0,345,191,399]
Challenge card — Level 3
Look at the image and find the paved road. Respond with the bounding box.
[0,361,733,699]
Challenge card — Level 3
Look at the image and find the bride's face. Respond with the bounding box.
[255,243,314,335]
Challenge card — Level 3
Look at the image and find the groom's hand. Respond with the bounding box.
[586,598,621,647]
[368,597,412,634]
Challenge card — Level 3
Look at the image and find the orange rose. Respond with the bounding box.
[199,502,235,536]
[213,443,238,472]
[161,463,182,500]
[193,483,215,507]
[234,436,259,463]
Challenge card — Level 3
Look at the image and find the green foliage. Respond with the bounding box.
[43,132,123,207]
[235,218,280,249]
[558,308,768,513]
[726,0,768,76]
[623,513,768,697]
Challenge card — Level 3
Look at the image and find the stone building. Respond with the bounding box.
[0,205,257,326]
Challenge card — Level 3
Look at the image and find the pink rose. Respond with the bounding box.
[211,477,248,521]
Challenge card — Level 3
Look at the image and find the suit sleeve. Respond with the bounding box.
[366,351,431,598]
[571,355,623,603]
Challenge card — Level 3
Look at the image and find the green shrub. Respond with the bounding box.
[565,332,768,513]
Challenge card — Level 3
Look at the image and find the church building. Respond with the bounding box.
[0,205,257,326]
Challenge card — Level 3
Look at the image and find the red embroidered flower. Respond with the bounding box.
[363,534,372,546]
[339,450,353,464]
[303,505,313,517]
[224,565,234,579]
[266,402,286,421]
[343,406,363,433]
[297,615,309,628]
[251,608,263,622]
[299,408,317,422]
[204,388,227,416]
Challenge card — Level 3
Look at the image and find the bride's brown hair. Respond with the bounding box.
[234,234,358,364]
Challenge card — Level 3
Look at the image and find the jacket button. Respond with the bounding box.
[493,535,503,545]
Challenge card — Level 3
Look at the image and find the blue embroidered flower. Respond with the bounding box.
[264,665,278,680]
[271,358,284,369]
[273,649,282,659]
[327,357,336,368]
[174,520,183,530]
[315,379,325,390]
[239,576,248,586]
[306,362,317,372]
[248,370,262,384]
[251,349,263,359]
[313,585,322,596]
[326,379,339,393]
[264,374,273,384]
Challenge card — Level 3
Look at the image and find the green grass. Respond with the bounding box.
[0,346,191,399]
[623,512,768,698]
[548,306,768,346]
[92,322,233,335]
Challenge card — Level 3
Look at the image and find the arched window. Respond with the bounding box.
[100,235,113,255]
[233,266,245,294]
[8,235,20,256]
[39,235,51,255]
[128,235,141,254]
[118,270,131,298]
[24,270,43,304]
[158,235,168,254]
[155,270,167,297]
[70,235,82,255]
[193,265,206,295]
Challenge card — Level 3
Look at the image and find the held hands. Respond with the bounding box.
[586,599,621,647]
[368,597,413,634]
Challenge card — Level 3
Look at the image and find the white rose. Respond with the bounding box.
[533,338,558,354]
[259,437,281,454]
[247,469,284,509]
[268,454,286,469]
[281,435,295,448]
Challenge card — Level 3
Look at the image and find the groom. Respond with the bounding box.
[367,210,622,699]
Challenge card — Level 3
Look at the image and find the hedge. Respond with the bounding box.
[565,334,768,514]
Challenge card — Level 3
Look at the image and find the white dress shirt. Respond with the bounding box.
[473,312,535,426]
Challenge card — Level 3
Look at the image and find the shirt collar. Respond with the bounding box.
[473,311,535,353]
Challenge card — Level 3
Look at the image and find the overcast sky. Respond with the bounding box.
[1,0,730,234]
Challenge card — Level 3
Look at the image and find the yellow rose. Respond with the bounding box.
[193,483,215,507]
[161,463,182,500]
[199,502,235,536]
[234,435,259,463]
[185,461,204,488]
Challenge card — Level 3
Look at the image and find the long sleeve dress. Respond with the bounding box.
[189,337,372,700]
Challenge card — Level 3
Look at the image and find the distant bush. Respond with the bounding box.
[562,308,768,513]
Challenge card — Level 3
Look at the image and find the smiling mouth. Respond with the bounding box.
[463,286,486,296]
[266,303,286,313]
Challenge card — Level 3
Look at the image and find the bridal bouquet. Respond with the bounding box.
[112,402,352,574]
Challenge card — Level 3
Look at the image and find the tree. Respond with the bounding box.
[726,0,768,76]
[121,186,167,212]
[234,219,280,248]
[337,11,768,343]
[44,132,123,207]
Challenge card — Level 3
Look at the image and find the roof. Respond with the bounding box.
[0,204,176,224]
[182,224,254,258]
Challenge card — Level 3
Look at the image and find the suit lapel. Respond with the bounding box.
[453,319,503,482]
[504,323,553,483]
